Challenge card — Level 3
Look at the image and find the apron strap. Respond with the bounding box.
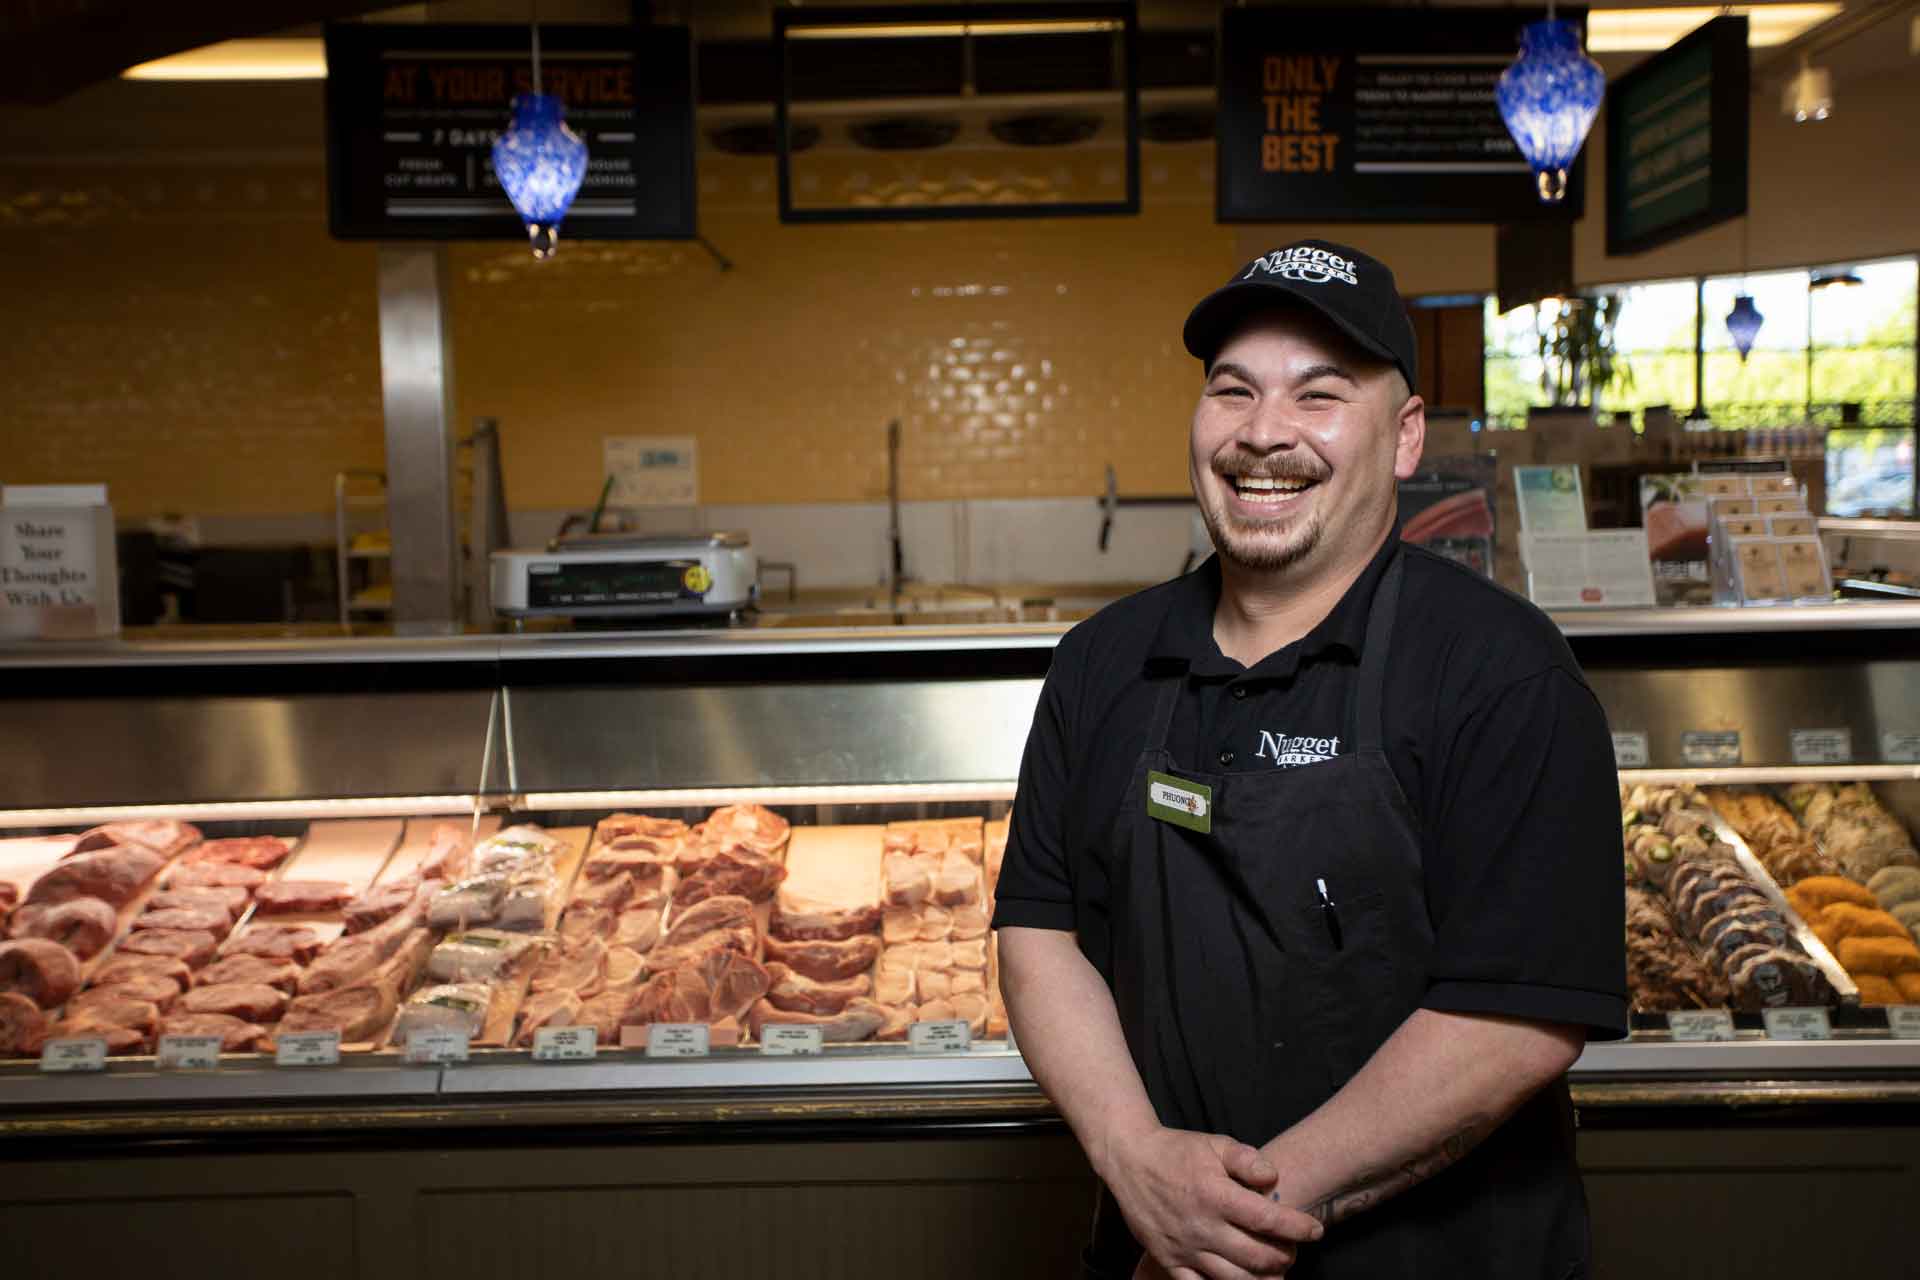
[1352,548,1405,754]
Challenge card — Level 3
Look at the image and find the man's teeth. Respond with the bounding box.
[1232,476,1314,495]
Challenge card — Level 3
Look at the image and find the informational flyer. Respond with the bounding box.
[1399,453,1496,576]
[604,436,698,507]
[1515,465,1588,533]
[1638,473,1711,606]
[1521,530,1658,608]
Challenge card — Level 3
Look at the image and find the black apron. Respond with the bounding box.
[1084,551,1589,1280]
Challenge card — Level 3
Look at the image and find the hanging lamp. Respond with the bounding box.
[491,14,588,260]
[1495,8,1605,204]
[1725,217,1763,361]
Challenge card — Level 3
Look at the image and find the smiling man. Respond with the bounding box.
[992,241,1627,1280]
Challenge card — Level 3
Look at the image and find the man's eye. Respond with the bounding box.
[1212,385,1253,398]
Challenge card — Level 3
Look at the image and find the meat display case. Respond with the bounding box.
[5,608,1920,1278]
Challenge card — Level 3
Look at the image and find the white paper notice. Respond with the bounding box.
[1762,1007,1832,1041]
[1790,729,1852,765]
[0,487,118,639]
[1888,1007,1920,1039]
[1521,531,1657,608]
[760,1025,825,1056]
[39,1037,107,1073]
[157,1035,224,1071]
[646,1023,710,1058]
[909,1019,972,1053]
[405,1028,470,1065]
[1680,730,1741,766]
[533,1026,598,1061]
[275,1030,342,1067]
[604,436,698,507]
[1882,731,1920,764]
[1611,732,1650,769]
[1666,1010,1736,1042]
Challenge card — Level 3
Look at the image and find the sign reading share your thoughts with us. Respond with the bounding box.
[0,485,119,639]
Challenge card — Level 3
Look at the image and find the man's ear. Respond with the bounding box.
[1393,394,1427,481]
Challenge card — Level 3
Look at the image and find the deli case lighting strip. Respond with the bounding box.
[1618,765,1920,787]
[0,795,480,831]
[517,782,1019,812]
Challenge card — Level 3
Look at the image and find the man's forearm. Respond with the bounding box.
[997,926,1158,1177]
[1261,1009,1584,1227]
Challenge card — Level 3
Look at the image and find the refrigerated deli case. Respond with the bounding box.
[4,608,1920,1279]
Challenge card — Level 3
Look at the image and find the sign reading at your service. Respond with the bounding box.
[323,23,695,241]
[1217,6,1588,222]
[1605,14,1748,256]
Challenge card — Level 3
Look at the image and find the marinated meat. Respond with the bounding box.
[762,933,881,982]
[182,983,289,1023]
[0,991,48,1056]
[60,993,160,1038]
[168,862,266,891]
[91,954,194,994]
[513,990,583,1047]
[133,905,233,938]
[530,938,606,994]
[391,983,491,1042]
[225,924,323,965]
[148,886,249,920]
[187,836,293,870]
[27,845,164,907]
[72,820,200,858]
[198,955,301,994]
[674,845,786,907]
[9,896,118,958]
[43,1018,148,1055]
[160,1012,268,1053]
[748,996,888,1043]
[118,928,219,968]
[761,962,871,1016]
[882,852,931,909]
[254,880,354,915]
[73,975,182,1012]
[930,851,980,907]
[427,929,545,984]
[701,804,791,858]
[613,907,662,951]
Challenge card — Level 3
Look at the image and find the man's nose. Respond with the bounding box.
[1238,399,1302,451]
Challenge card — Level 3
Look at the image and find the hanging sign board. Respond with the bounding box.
[1217,6,1587,223]
[1604,14,1748,256]
[324,23,695,241]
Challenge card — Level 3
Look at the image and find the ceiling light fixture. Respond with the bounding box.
[1496,8,1606,204]
[122,38,327,81]
[784,19,1122,41]
[1782,56,1834,122]
[491,8,588,260]
[1585,4,1841,54]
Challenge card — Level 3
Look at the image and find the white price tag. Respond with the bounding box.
[275,1030,342,1067]
[1882,731,1920,764]
[532,1026,597,1061]
[405,1028,470,1064]
[1611,732,1650,769]
[1790,728,1852,765]
[909,1019,972,1053]
[156,1035,223,1071]
[39,1037,107,1073]
[1666,1010,1736,1042]
[1887,1007,1920,1039]
[646,1023,710,1057]
[1679,730,1741,766]
[1762,1007,1832,1041]
[760,1024,824,1056]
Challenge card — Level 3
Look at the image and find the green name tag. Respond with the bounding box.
[1147,770,1212,834]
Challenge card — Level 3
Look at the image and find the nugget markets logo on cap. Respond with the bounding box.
[1243,245,1358,287]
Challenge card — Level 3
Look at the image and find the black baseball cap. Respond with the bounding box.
[1183,239,1418,393]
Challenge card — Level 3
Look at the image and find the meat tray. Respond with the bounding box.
[1702,811,1860,1003]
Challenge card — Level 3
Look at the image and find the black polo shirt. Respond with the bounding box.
[992,533,1629,1039]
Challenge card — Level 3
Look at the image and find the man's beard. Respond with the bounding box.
[1199,495,1326,573]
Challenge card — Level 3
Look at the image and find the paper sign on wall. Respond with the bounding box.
[0,485,120,639]
[605,436,698,507]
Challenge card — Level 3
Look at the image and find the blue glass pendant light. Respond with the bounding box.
[1725,295,1764,362]
[491,19,587,259]
[1496,12,1605,204]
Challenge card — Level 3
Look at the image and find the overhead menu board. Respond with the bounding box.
[1217,5,1587,223]
[1605,14,1748,256]
[324,23,695,242]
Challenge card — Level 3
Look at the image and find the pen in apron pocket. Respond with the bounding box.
[1316,877,1343,951]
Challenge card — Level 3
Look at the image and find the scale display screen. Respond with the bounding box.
[526,559,708,608]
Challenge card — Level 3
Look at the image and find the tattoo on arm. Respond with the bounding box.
[1283,1113,1494,1228]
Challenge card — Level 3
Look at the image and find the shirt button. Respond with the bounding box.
[1218,749,1235,767]
[1231,685,1248,700]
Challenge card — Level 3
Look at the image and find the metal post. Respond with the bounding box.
[377,245,461,632]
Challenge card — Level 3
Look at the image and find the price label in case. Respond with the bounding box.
[275,1030,342,1067]
[1888,1007,1920,1039]
[646,1023,710,1058]
[533,1026,597,1061]
[909,1019,972,1053]
[405,1028,470,1064]
[1679,730,1741,766]
[157,1035,224,1071]
[1665,1010,1736,1042]
[39,1037,107,1073]
[1611,732,1650,769]
[760,1024,824,1056]
[1762,1007,1832,1041]
[1882,731,1920,764]
[1790,728,1852,765]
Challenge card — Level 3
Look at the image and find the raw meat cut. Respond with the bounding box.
[72,820,200,858]
[0,883,14,912]
[663,894,756,944]
[277,931,430,1042]
[91,954,194,994]
[951,939,988,971]
[226,924,323,965]
[168,862,266,891]
[513,990,583,1047]
[614,907,662,951]
[761,962,871,1015]
[10,896,118,958]
[428,929,545,983]
[601,946,645,990]
[748,996,887,1043]
[148,886,249,920]
[530,938,606,994]
[342,878,421,933]
[570,871,636,914]
[161,1012,267,1052]
[254,880,354,915]
[186,836,292,870]
[674,845,785,907]
[300,922,430,996]
[417,824,473,881]
[769,897,882,943]
[391,983,491,1041]
[763,933,881,982]
[198,954,301,994]
[0,991,48,1056]
[133,905,233,938]
[951,969,985,995]
[930,851,980,907]
[701,804,791,857]
[882,910,919,946]
[44,1018,148,1055]
[645,896,759,971]
[949,992,990,1034]
[877,1004,917,1042]
[874,959,914,1006]
[584,844,675,887]
[574,991,629,1042]
[27,846,164,907]
[624,950,770,1027]
[948,904,989,940]
[117,928,219,968]
[557,906,615,947]
[883,853,931,909]
[596,813,688,849]
[182,983,289,1023]
[74,975,181,1011]
[60,993,160,1038]
[918,970,953,1001]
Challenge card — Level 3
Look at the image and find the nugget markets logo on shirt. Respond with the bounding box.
[1255,729,1341,768]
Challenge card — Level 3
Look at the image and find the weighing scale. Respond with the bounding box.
[490,531,758,621]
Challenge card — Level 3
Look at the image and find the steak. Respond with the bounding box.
[0,991,48,1056]
[10,896,118,958]
[583,845,674,886]
[301,892,433,994]
[148,886,249,920]
[342,878,418,933]
[662,895,756,946]
[512,990,583,1047]
[625,950,770,1026]
[168,862,266,891]
[613,906,662,951]
[134,905,233,938]
[530,938,606,994]
[748,996,888,1043]
[673,845,785,907]
[574,991,629,1043]
[762,962,872,1016]
[595,814,688,851]
[570,870,637,913]
[44,1017,148,1055]
[277,930,430,1043]
[28,846,164,907]
[254,880,355,915]
[702,804,791,857]
[645,925,755,975]
[61,992,160,1038]
[199,954,302,994]
[72,820,200,858]
[187,836,293,870]
[118,928,219,968]
[74,975,182,1011]
[226,924,323,964]
[92,954,194,994]
[557,906,615,947]
[601,946,645,992]
[182,982,289,1023]
[769,899,882,944]
[161,1012,268,1052]
[0,939,82,1007]
[763,933,881,983]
